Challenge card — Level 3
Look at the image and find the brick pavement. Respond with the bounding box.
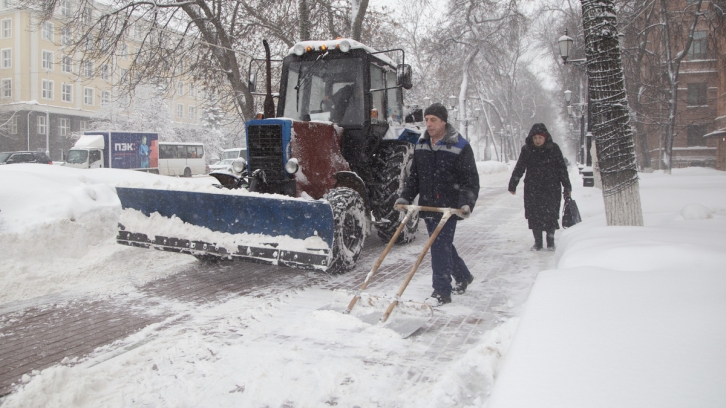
[0,184,548,398]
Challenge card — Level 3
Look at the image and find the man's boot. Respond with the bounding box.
[531,229,543,251]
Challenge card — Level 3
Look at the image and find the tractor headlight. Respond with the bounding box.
[232,158,246,173]
[285,158,299,174]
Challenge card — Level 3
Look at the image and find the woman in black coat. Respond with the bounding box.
[508,123,572,251]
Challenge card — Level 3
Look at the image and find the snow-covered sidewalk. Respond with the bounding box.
[488,168,726,408]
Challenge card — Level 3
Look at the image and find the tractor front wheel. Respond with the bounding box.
[324,187,367,273]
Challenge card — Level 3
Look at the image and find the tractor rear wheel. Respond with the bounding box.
[370,141,419,244]
[324,187,367,273]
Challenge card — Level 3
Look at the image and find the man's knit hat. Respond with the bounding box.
[424,103,448,123]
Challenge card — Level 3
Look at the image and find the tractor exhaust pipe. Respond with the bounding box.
[263,39,275,118]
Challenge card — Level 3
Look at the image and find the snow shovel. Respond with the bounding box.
[324,205,465,338]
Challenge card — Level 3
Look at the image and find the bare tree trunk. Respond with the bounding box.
[298,0,311,41]
[581,0,643,226]
[458,49,480,141]
[660,0,703,174]
[350,0,369,41]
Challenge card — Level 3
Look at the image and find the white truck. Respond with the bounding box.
[63,131,159,172]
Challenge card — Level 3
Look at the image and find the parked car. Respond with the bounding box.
[0,151,53,165]
[208,158,237,173]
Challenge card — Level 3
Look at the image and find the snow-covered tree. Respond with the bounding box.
[90,85,177,141]
[581,0,643,226]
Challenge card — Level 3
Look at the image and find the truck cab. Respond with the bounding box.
[64,135,105,169]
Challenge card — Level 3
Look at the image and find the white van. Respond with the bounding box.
[221,147,247,161]
[158,142,207,177]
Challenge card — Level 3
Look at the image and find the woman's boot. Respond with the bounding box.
[546,229,556,250]
[531,230,543,251]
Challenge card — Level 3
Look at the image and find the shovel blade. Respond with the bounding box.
[320,290,432,338]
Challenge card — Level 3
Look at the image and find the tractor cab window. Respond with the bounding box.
[386,69,403,125]
[370,64,385,123]
[283,57,364,127]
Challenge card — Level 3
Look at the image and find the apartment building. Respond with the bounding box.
[641,1,725,170]
[0,1,205,161]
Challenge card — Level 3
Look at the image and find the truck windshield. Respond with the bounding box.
[66,150,88,164]
[283,57,364,127]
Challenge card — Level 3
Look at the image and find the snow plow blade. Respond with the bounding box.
[115,187,335,270]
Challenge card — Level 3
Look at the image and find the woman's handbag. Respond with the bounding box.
[562,197,582,228]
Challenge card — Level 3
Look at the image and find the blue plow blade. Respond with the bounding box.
[115,187,335,270]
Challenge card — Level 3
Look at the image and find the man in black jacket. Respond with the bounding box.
[396,103,480,305]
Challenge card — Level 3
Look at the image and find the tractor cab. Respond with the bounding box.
[275,39,412,172]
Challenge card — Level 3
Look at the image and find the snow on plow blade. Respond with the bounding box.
[115,187,335,270]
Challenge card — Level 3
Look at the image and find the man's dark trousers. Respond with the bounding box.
[424,214,472,297]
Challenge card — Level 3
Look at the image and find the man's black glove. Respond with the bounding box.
[459,205,471,219]
[394,198,409,211]
[563,190,572,199]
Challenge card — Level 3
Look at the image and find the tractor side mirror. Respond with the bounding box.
[396,64,412,90]
[248,71,257,93]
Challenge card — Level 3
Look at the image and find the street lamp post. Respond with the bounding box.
[559,29,590,168]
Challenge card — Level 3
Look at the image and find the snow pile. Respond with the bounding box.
[0,165,209,305]
[119,209,329,254]
[487,167,726,408]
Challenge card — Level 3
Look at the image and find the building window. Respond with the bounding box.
[1,19,11,38]
[59,117,70,136]
[60,0,71,16]
[177,103,183,118]
[42,50,53,71]
[687,83,707,106]
[42,22,53,41]
[135,24,144,40]
[188,84,195,97]
[62,83,72,102]
[83,87,94,105]
[687,124,707,147]
[119,42,127,59]
[42,79,53,99]
[177,82,184,96]
[61,26,71,45]
[37,115,47,135]
[82,7,92,25]
[119,68,128,83]
[688,31,707,60]
[9,115,17,134]
[1,78,10,98]
[101,90,110,105]
[100,64,109,81]
[188,106,196,121]
[83,60,93,77]
[62,55,72,73]
[80,120,87,131]
[1,48,10,68]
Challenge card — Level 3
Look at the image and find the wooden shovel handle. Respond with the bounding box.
[395,204,467,217]
[346,209,416,313]
[381,208,456,322]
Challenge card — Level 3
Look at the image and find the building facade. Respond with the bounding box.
[0,2,204,161]
[641,1,725,170]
